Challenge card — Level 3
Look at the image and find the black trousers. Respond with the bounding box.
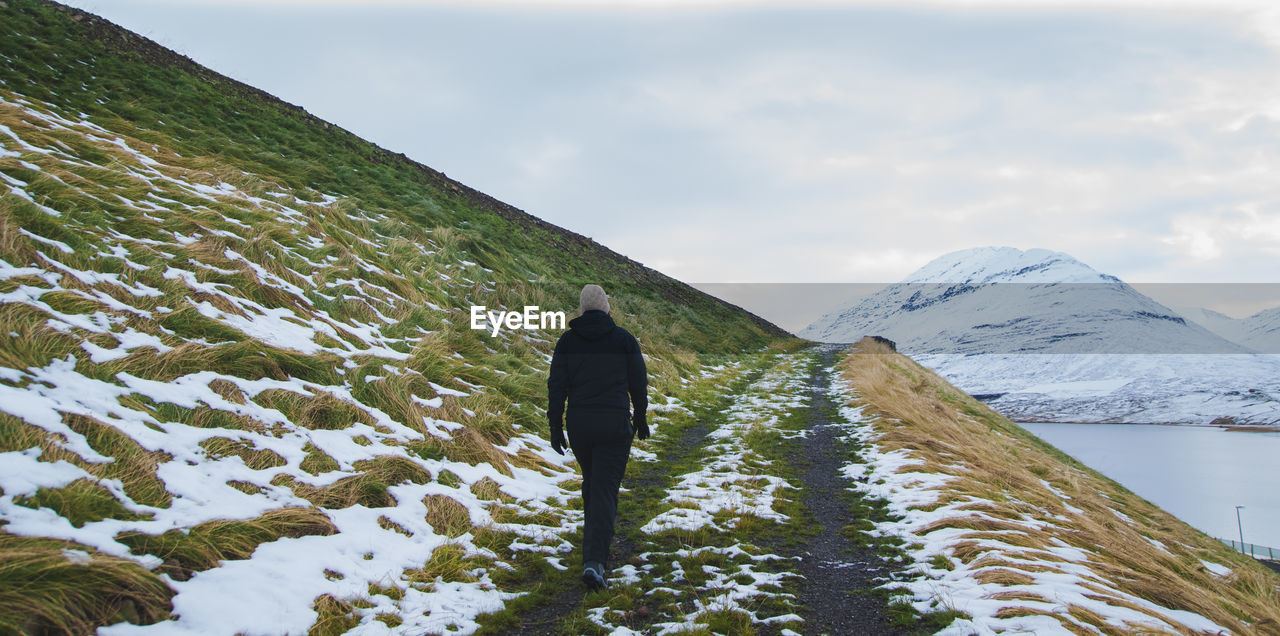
[566,407,633,568]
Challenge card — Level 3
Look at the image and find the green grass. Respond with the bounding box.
[13,479,149,527]
[865,587,971,635]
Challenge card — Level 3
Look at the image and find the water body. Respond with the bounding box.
[1020,422,1280,551]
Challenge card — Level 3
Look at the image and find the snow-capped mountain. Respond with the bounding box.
[803,247,1280,424]
[1177,306,1280,353]
[802,247,1246,354]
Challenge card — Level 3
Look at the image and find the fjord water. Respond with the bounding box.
[1020,422,1280,550]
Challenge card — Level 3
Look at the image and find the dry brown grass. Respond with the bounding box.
[992,606,1051,620]
[226,480,264,495]
[986,590,1052,603]
[508,447,560,475]
[969,556,1067,575]
[115,507,336,579]
[300,442,340,475]
[377,515,414,537]
[1062,605,1115,635]
[950,541,1001,564]
[446,426,513,477]
[0,413,175,509]
[989,607,1104,635]
[0,201,40,265]
[470,477,516,503]
[284,455,432,509]
[208,378,247,404]
[308,594,359,636]
[0,532,174,634]
[973,568,1037,586]
[839,337,1280,634]
[254,388,375,431]
[199,436,286,469]
[423,494,473,538]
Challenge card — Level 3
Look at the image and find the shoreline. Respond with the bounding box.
[1013,420,1280,432]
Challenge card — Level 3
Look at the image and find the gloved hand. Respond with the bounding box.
[633,412,650,440]
[550,423,567,455]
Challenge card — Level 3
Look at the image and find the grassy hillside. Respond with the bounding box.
[0,1,791,633]
[836,338,1280,634]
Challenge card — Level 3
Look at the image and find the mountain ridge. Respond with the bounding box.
[801,246,1244,354]
[901,246,1119,285]
[801,246,1279,425]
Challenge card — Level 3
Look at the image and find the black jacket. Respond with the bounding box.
[547,310,647,428]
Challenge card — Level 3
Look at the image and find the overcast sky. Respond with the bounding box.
[60,0,1280,324]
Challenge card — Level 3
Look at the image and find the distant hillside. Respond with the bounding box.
[0,1,788,633]
[1177,305,1280,353]
[803,247,1280,425]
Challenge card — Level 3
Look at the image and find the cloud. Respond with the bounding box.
[1163,204,1280,263]
[58,0,1280,297]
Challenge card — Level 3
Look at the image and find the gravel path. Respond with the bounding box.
[502,369,747,635]
[506,349,909,634]
[794,344,905,635]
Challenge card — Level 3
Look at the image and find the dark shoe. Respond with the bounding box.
[581,561,606,590]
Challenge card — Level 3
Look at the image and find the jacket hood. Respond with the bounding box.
[569,310,616,341]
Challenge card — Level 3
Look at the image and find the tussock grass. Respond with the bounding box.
[14,478,149,527]
[0,302,80,371]
[109,340,342,386]
[300,442,340,475]
[423,494,473,538]
[407,543,487,586]
[116,507,335,579]
[226,480,264,495]
[207,378,246,404]
[0,413,175,509]
[199,436,286,469]
[377,515,414,537]
[285,455,432,509]
[308,594,360,636]
[839,337,1280,634]
[470,477,516,503]
[972,567,1036,587]
[0,532,174,634]
[445,426,514,476]
[508,448,558,475]
[253,388,374,431]
[0,203,41,265]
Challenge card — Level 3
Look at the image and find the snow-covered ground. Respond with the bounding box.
[918,352,1280,425]
[829,365,1248,635]
[0,90,588,633]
